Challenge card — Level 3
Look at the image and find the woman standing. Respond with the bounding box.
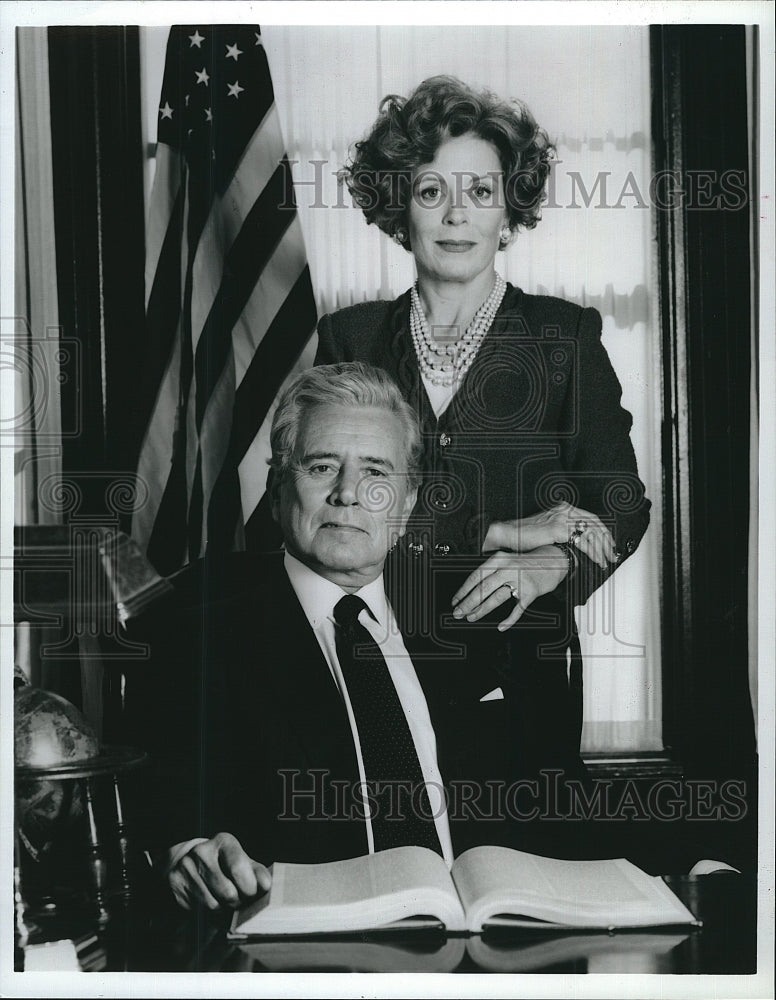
[317,76,649,615]
[315,75,651,774]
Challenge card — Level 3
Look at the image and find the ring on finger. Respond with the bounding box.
[504,583,520,602]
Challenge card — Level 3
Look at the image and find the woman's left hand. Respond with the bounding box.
[483,503,618,568]
[451,546,569,632]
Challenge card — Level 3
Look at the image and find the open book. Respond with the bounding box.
[228,845,699,938]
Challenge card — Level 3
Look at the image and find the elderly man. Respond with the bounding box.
[128,362,577,913]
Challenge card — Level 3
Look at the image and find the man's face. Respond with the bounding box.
[272,403,417,590]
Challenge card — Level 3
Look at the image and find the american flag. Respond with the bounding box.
[131,25,317,574]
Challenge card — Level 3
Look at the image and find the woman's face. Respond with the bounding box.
[407,133,507,289]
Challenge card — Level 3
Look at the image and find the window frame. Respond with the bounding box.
[584,25,757,782]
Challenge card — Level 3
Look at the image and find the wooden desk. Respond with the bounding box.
[48,871,755,974]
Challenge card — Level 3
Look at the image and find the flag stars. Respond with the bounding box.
[159,101,173,120]
[226,43,243,61]
[204,107,213,122]
[227,80,244,99]
[189,30,204,48]
[195,67,210,86]
[254,32,262,46]
[184,94,190,107]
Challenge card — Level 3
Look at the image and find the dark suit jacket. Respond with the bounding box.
[314,283,651,606]
[123,551,588,869]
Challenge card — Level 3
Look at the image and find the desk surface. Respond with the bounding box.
[34,872,755,974]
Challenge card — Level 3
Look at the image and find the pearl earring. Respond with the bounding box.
[499,226,513,248]
[393,228,408,246]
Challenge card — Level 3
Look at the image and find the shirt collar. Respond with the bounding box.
[283,552,388,630]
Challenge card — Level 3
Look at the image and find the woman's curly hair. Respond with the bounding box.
[340,75,555,249]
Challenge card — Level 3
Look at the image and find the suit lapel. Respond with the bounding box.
[385,292,438,434]
[240,562,360,782]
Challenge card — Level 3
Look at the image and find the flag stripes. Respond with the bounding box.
[132,24,318,573]
[188,111,289,344]
[228,268,318,461]
[206,268,317,549]
[191,161,297,428]
[233,213,310,385]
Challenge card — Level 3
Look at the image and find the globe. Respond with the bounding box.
[15,686,99,770]
[15,686,100,857]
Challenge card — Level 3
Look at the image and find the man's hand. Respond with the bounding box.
[167,832,272,911]
[452,546,569,631]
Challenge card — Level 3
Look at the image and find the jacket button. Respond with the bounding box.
[433,543,451,557]
[409,542,425,557]
[439,433,451,448]
[625,538,636,554]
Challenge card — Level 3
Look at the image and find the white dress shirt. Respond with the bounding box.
[284,552,454,866]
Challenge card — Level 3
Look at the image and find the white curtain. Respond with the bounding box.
[139,24,662,752]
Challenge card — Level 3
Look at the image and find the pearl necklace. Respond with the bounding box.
[409,274,507,387]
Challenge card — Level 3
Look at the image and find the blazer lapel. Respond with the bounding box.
[440,283,525,434]
[386,292,437,434]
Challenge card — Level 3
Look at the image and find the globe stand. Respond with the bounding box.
[15,747,148,932]
[13,527,168,967]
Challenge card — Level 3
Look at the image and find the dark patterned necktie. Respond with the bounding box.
[333,594,443,855]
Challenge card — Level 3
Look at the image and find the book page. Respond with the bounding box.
[453,848,642,911]
[232,846,466,935]
[451,847,697,930]
[271,846,454,908]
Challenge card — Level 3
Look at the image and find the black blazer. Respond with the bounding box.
[315,283,651,607]
[123,552,587,868]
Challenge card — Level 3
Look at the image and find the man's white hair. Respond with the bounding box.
[269,362,422,487]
